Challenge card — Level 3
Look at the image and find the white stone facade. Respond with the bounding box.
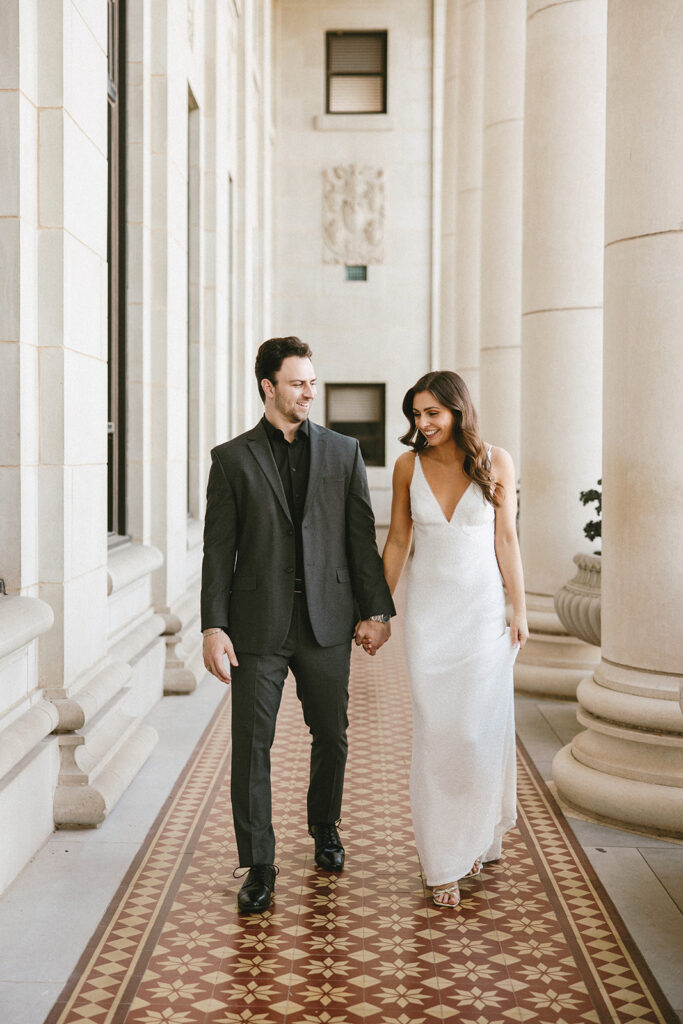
[273,0,436,523]
[1,0,681,895]
[0,0,272,893]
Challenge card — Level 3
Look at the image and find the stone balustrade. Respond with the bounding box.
[0,595,56,893]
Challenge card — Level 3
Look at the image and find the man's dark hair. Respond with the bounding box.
[254,336,313,402]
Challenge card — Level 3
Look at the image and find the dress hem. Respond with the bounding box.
[422,816,517,888]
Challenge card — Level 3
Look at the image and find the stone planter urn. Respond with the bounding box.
[554,553,601,647]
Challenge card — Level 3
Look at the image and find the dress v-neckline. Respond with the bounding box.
[417,455,473,524]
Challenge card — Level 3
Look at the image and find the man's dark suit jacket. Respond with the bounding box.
[200,419,395,654]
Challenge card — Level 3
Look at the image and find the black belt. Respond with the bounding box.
[294,578,305,594]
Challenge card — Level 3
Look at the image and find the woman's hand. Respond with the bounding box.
[510,613,529,648]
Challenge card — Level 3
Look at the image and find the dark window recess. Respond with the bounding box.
[107,0,126,537]
[345,265,367,281]
[326,383,385,467]
[326,31,387,114]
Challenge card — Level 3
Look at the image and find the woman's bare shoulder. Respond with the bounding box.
[395,449,416,466]
[487,444,515,481]
[393,449,417,482]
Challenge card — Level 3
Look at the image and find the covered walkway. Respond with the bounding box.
[1,611,680,1024]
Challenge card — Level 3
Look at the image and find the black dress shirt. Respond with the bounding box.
[262,415,310,583]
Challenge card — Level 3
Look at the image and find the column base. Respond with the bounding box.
[54,721,158,827]
[514,596,600,698]
[552,658,683,836]
[50,629,165,828]
[160,585,202,696]
[552,744,683,837]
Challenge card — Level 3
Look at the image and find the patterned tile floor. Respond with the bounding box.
[41,614,678,1024]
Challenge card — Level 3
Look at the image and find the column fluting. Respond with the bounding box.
[454,0,485,405]
[553,0,683,833]
[479,0,525,466]
[515,0,607,697]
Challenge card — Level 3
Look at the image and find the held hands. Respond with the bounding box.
[354,619,391,657]
[202,629,238,684]
[510,613,529,649]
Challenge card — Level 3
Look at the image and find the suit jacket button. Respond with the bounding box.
[286,567,294,573]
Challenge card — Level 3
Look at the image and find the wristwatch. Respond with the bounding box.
[368,613,391,623]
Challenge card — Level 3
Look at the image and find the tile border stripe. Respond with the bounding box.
[44,691,232,1024]
[516,738,676,1024]
[41,689,678,1024]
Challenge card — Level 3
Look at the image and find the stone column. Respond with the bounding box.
[0,0,59,896]
[553,0,683,833]
[438,0,459,370]
[36,0,111,692]
[479,0,525,465]
[149,3,192,612]
[235,7,257,432]
[515,0,606,696]
[454,0,484,405]
[35,0,160,826]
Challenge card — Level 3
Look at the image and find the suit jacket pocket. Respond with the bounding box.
[231,575,257,591]
[336,567,351,583]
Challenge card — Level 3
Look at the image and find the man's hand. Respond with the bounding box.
[354,619,391,656]
[203,630,239,684]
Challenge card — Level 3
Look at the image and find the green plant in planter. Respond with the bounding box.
[579,478,601,554]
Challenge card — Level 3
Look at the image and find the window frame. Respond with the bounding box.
[325,382,386,467]
[325,30,388,115]
[107,0,127,539]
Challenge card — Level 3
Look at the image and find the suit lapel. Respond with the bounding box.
[247,422,292,523]
[303,422,327,520]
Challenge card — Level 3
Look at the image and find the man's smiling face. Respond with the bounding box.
[265,355,317,424]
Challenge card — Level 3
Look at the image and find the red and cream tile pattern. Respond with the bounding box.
[46,625,676,1024]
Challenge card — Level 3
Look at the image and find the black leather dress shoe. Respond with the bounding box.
[236,864,277,914]
[310,823,345,872]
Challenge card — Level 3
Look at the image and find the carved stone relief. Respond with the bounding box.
[322,165,385,265]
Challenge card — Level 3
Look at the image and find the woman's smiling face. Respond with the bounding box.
[412,391,456,447]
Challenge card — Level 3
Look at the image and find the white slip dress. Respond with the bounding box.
[404,451,517,887]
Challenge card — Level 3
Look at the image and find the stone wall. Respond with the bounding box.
[0,0,272,895]
[272,0,436,523]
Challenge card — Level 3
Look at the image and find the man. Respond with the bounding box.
[201,336,394,913]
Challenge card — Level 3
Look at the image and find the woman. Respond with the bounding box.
[381,371,528,908]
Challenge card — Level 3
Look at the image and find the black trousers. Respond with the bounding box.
[230,593,352,866]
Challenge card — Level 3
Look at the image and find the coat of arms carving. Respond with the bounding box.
[322,165,385,265]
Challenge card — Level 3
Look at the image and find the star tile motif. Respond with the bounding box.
[43,614,676,1024]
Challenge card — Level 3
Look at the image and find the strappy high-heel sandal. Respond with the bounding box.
[432,882,460,908]
[464,856,483,878]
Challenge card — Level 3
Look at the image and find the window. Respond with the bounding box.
[326,384,385,467]
[107,0,126,537]
[326,31,387,114]
[345,265,367,281]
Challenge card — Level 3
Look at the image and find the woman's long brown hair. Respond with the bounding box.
[400,370,501,506]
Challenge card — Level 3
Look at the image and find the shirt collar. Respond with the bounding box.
[262,414,309,445]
